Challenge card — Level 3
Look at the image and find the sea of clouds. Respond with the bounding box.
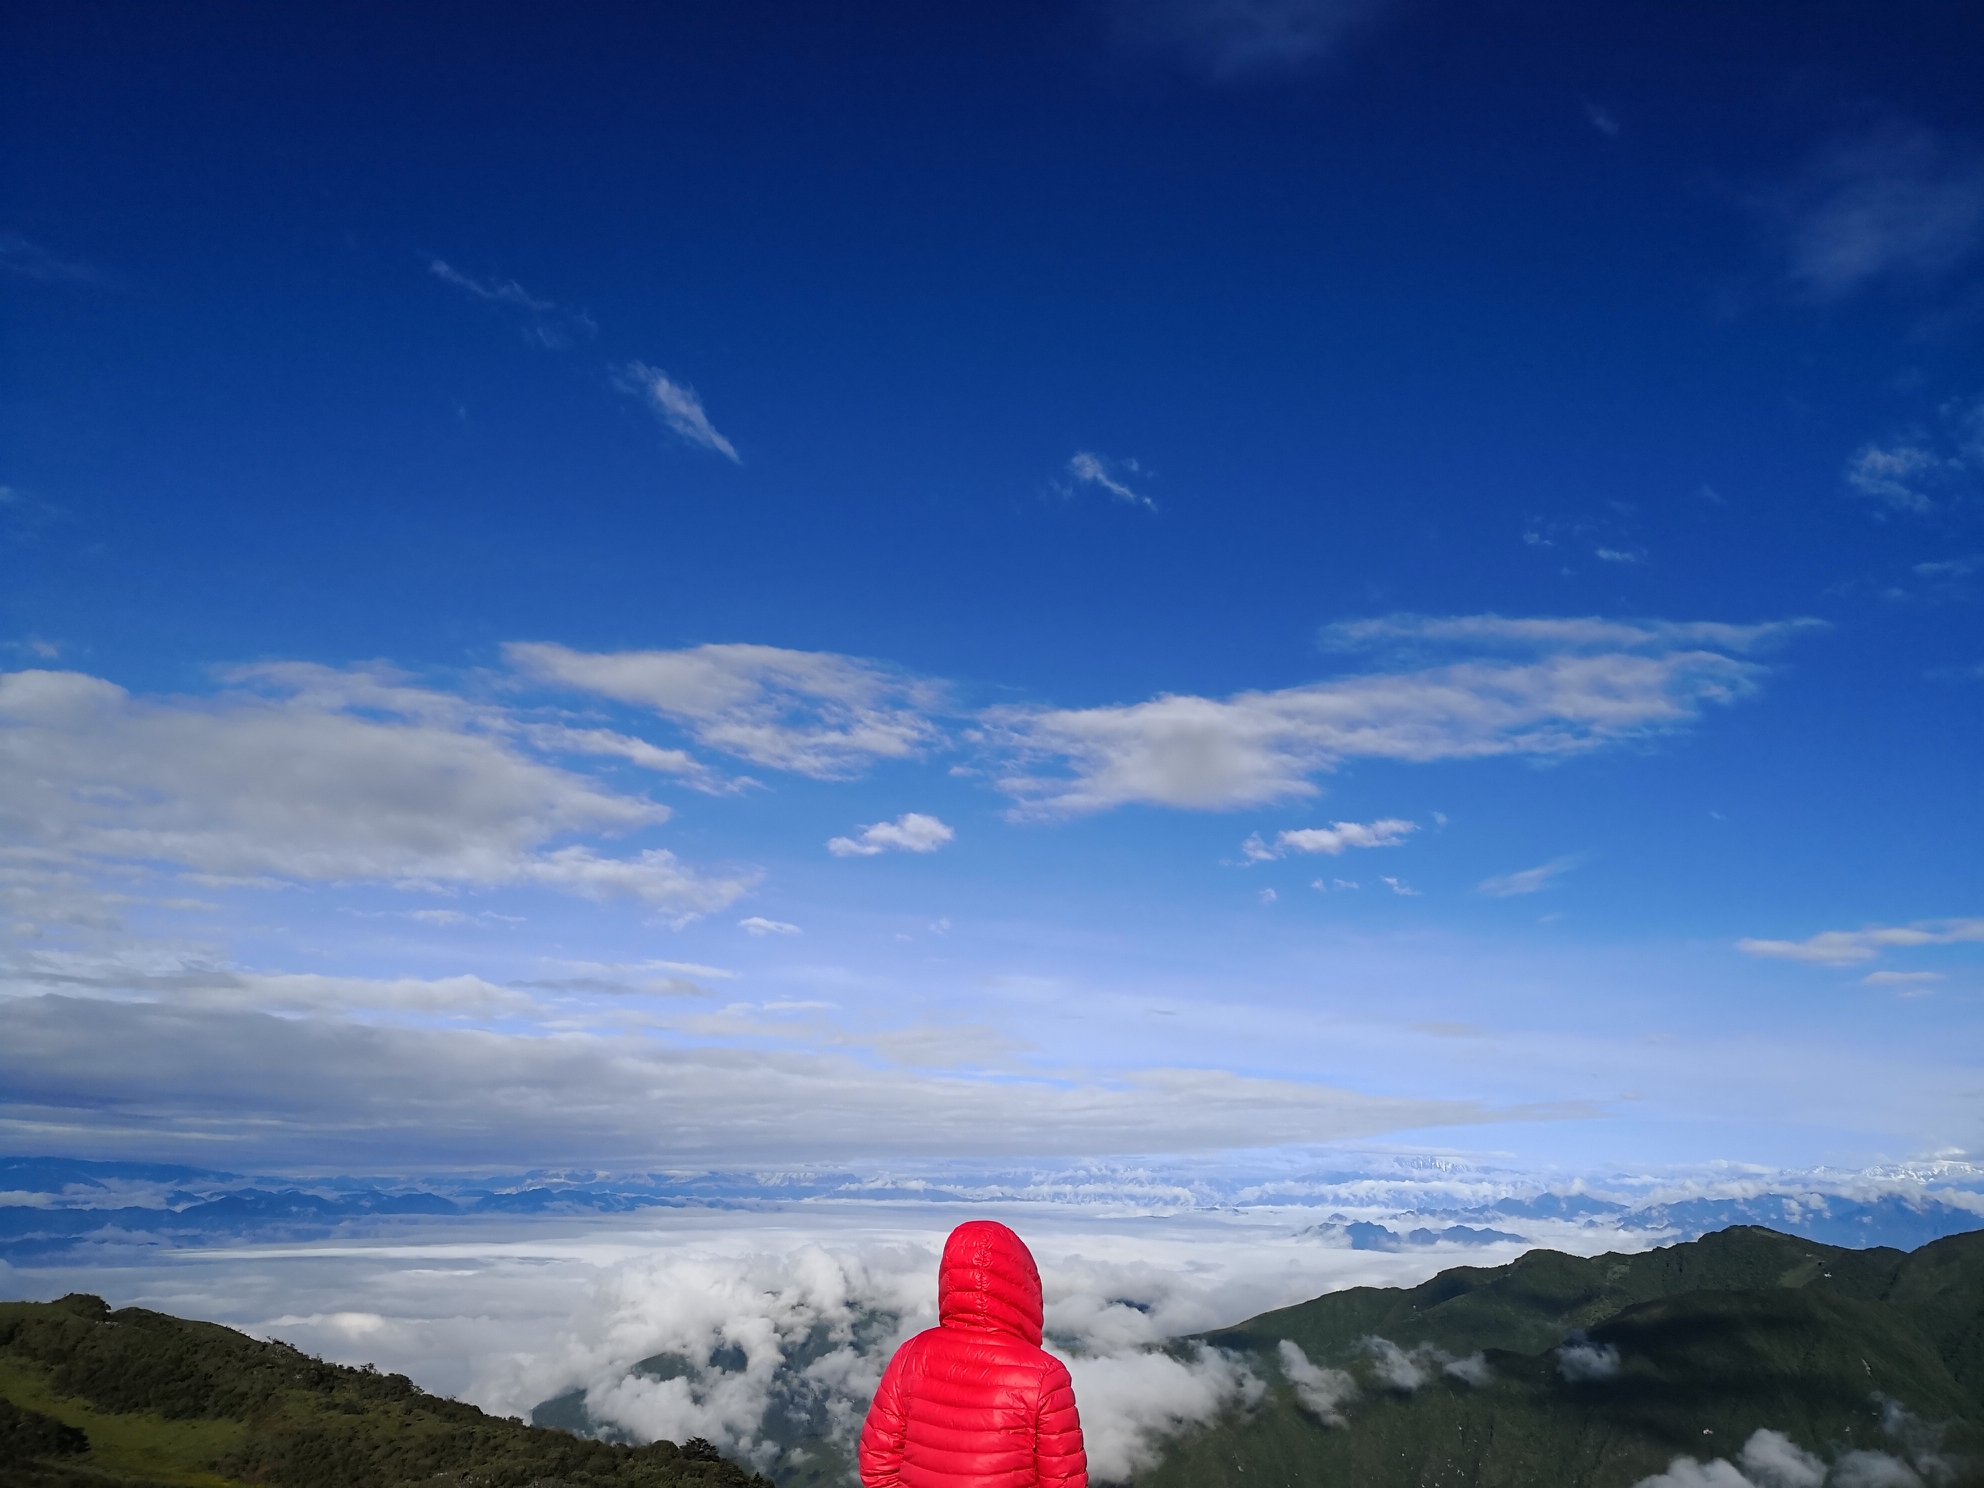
[4,1199,1490,1479]
[3,1153,1979,1482]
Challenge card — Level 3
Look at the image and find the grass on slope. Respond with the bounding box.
[1132,1227,1984,1488]
[0,1293,774,1488]
[0,1353,245,1487]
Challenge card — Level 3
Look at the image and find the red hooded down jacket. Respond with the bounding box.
[857,1221,1087,1488]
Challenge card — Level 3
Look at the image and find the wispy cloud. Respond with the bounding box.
[738,917,802,937]
[1109,0,1386,80]
[1914,555,1982,580]
[1555,1337,1619,1381]
[520,722,743,794]
[1842,395,1983,516]
[827,813,955,858]
[0,483,67,542]
[428,258,596,348]
[0,231,103,284]
[430,259,555,312]
[0,995,1554,1169]
[1863,971,1942,993]
[1242,819,1415,860]
[507,641,944,778]
[618,362,741,462]
[1585,103,1620,138]
[1380,875,1420,897]
[1064,451,1154,510]
[1771,124,1984,299]
[1478,857,1579,898]
[1844,441,1945,514]
[982,614,1819,817]
[1738,917,1984,966]
[1279,1340,1356,1425]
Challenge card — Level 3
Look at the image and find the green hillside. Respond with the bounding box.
[0,1293,774,1488]
[1135,1226,1984,1488]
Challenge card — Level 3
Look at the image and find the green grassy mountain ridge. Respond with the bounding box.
[1134,1225,1984,1488]
[0,1293,774,1488]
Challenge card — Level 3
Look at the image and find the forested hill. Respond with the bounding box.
[1136,1225,1984,1488]
[0,1292,772,1488]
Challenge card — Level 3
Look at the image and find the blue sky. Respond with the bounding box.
[2,0,1981,1178]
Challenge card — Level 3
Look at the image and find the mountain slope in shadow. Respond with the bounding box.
[1135,1225,1984,1488]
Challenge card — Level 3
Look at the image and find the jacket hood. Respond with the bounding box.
[937,1220,1043,1345]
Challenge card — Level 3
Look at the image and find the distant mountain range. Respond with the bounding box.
[3,1154,1980,1261]
[1137,1225,1984,1488]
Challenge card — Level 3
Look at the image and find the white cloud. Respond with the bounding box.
[0,666,745,921]
[1353,1337,1488,1393]
[827,813,955,858]
[1257,887,1277,904]
[982,614,1817,817]
[738,917,802,938]
[1277,1339,1356,1426]
[1738,918,1984,967]
[506,642,944,779]
[522,847,754,925]
[1380,876,1419,897]
[1556,1337,1620,1381]
[1774,125,1984,298]
[1596,547,1647,564]
[2,953,540,1020]
[1064,452,1154,510]
[1070,1345,1262,1482]
[1478,857,1579,898]
[1739,1431,1828,1488]
[1632,1430,1918,1488]
[517,957,736,996]
[1827,1454,1924,1488]
[1587,103,1621,138]
[619,362,740,462]
[1245,819,1416,860]
[0,996,1551,1169]
[1634,1457,1758,1488]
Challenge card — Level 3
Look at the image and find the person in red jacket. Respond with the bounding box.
[858,1220,1088,1488]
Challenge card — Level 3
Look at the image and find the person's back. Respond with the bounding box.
[857,1221,1087,1488]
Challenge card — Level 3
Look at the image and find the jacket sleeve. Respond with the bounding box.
[858,1344,911,1488]
[1035,1356,1088,1488]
